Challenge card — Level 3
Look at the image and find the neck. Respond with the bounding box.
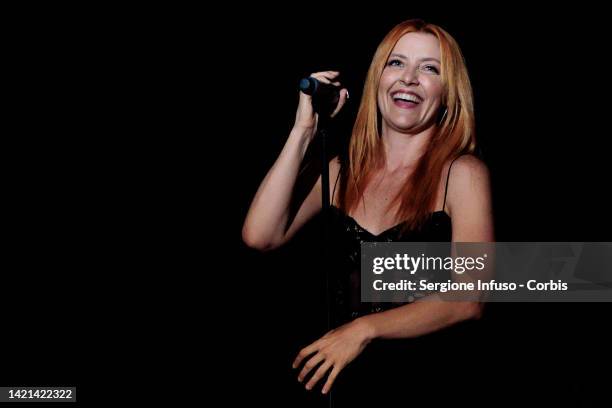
[380,124,435,172]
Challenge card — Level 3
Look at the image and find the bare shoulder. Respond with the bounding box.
[448,154,491,193]
[446,154,492,215]
[446,154,494,241]
[451,154,490,181]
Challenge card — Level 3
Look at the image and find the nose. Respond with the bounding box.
[398,66,419,86]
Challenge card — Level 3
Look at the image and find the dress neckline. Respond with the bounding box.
[329,205,450,238]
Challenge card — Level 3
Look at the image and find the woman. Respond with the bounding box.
[242,19,494,404]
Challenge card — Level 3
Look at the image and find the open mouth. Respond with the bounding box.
[391,91,422,109]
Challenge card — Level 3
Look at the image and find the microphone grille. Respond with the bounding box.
[298,77,316,95]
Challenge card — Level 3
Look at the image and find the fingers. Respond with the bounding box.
[321,365,341,395]
[331,88,349,118]
[292,343,318,369]
[298,71,339,100]
[305,360,333,391]
[297,70,348,123]
[297,352,325,383]
[311,71,349,118]
[310,70,340,86]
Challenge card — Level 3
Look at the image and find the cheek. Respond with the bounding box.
[423,78,442,97]
[378,71,395,92]
[377,73,396,106]
[423,79,443,102]
[377,87,390,109]
[377,90,386,108]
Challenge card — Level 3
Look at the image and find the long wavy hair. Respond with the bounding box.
[338,19,476,232]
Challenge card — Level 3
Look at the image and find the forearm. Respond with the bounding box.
[358,298,482,341]
[242,126,315,248]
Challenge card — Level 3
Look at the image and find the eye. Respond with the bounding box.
[422,64,440,74]
[387,59,403,67]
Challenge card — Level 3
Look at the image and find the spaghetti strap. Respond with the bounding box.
[442,156,461,212]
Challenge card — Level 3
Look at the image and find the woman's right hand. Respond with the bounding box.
[293,71,349,137]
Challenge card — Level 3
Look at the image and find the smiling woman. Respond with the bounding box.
[242,18,494,406]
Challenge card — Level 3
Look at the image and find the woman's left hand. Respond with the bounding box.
[292,317,375,394]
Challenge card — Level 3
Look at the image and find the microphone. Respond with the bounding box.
[299,77,340,116]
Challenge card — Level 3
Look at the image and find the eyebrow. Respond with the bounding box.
[389,53,440,63]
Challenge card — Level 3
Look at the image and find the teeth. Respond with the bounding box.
[393,92,420,103]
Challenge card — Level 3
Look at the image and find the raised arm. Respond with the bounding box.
[242,71,348,251]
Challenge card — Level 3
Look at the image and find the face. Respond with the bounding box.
[377,32,444,133]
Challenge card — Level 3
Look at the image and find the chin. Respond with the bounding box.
[393,121,419,131]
